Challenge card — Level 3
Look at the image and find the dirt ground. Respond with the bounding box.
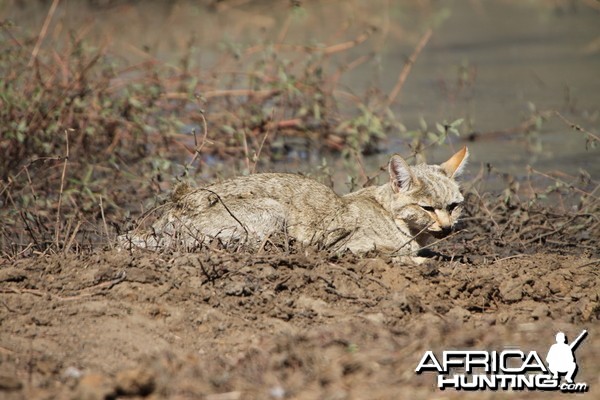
[1,1,599,398]
[1,205,599,400]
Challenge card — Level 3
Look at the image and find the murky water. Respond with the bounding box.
[3,0,599,192]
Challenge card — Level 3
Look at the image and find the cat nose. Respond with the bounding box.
[440,226,453,237]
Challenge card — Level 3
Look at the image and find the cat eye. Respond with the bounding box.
[447,202,461,211]
[419,205,435,212]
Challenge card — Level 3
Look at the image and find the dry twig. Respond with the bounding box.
[385,29,433,108]
[29,0,60,67]
[55,130,70,248]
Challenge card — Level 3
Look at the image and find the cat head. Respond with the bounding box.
[387,146,469,239]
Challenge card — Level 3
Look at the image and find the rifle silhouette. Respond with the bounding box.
[569,330,588,351]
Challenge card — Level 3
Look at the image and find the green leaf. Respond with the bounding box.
[221,125,236,135]
[450,118,464,129]
[16,130,25,143]
[419,117,428,132]
[427,131,439,142]
[535,116,543,130]
[17,119,27,133]
[129,97,142,109]
[436,122,445,134]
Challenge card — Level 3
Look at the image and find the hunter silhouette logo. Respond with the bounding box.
[415,329,589,392]
[546,330,587,384]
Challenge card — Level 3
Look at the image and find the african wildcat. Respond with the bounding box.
[120,146,469,263]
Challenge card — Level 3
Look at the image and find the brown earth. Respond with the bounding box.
[1,234,598,399]
[1,180,599,400]
[1,2,598,398]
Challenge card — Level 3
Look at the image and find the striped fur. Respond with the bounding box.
[120,147,469,264]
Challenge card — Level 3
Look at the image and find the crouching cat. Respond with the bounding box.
[120,147,469,263]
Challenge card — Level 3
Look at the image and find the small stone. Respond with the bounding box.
[499,280,523,302]
[62,366,83,389]
[63,366,83,380]
[497,311,511,324]
[531,304,550,320]
[269,385,285,399]
[224,281,249,296]
[419,264,439,277]
[358,258,388,274]
[392,291,423,313]
[547,273,570,295]
[447,306,471,322]
[578,299,597,322]
[363,313,386,324]
[295,295,333,317]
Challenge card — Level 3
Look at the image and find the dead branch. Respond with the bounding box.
[384,29,433,108]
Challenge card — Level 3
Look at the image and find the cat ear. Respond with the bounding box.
[440,146,469,178]
[389,154,418,193]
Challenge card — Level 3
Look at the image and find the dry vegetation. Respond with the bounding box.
[0,1,599,399]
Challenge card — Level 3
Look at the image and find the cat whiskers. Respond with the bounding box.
[391,221,435,257]
[420,228,466,251]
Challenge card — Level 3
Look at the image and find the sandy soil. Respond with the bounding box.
[1,2,598,398]
[1,242,598,399]
[2,172,599,400]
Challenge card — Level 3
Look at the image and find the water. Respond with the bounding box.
[3,0,598,193]
[387,1,600,181]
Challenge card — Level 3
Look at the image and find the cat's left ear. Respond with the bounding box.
[440,146,469,178]
[389,154,419,193]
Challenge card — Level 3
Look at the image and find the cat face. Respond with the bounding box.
[388,147,469,239]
